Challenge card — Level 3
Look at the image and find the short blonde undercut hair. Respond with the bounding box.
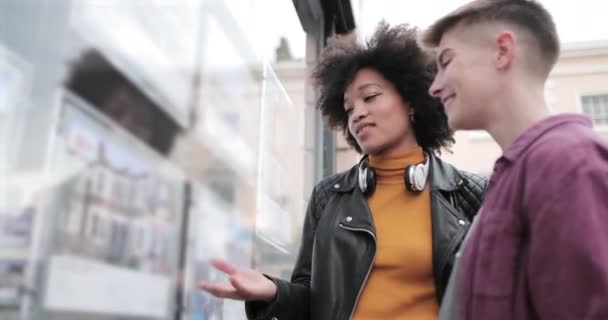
[420,0,560,78]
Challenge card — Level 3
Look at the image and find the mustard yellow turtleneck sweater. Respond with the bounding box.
[353,147,438,320]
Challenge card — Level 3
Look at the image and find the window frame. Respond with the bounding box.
[578,92,608,131]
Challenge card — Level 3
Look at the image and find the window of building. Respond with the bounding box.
[581,94,608,127]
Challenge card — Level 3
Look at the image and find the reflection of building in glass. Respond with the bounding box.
[245,59,312,277]
[0,198,35,306]
[1,0,320,318]
[275,37,294,62]
[61,143,175,275]
[0,207,34,249]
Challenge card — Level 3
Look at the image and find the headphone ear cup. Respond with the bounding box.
[404,164,428,192]
[358,160,376,196]
[365,167,376,196]
[404,165,415,192]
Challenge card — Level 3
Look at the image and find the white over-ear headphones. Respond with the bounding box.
[358,153,430,196]
[406,155,430,192]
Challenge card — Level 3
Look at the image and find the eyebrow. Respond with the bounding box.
[344,83,384,106]
[344,83,382,98]
[357,83,383,91]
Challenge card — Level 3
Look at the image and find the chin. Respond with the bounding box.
[360,144,379,155]
[451,119,480,131]
[447,112,467,130]
[447,117,462,130]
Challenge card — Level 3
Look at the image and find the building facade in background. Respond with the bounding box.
[334,40,608,175]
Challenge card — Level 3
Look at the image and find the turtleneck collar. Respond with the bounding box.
[368,147,425,184]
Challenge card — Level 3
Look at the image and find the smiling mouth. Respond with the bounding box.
[442,94,456,106]
[356,124,374,135]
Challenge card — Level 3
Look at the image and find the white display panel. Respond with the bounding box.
[38,90,185,319]
[44,255,170,318]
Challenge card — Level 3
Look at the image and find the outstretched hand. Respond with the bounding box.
[197,259,277,302]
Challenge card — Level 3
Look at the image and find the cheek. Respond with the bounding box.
[384,113,410,136]
[447,72,461,89]
[347,119,355,135]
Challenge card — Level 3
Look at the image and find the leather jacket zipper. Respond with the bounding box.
[338,223,376,320]
[437,225,467,277]
[435,193,470,278]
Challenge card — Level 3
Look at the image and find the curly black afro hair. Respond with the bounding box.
[312,22,453,154]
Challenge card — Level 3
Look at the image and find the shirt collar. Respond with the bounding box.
[501,114,593,163]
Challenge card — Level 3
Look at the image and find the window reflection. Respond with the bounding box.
[1,0,313,319]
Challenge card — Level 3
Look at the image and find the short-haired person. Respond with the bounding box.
[199,23,487,320]
[420,0,608,319]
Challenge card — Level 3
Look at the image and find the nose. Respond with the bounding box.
[429,74,443,98]
[351,102,368,123]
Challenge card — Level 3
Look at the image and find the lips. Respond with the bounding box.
[354,123,375,136]
[442,94,456,106]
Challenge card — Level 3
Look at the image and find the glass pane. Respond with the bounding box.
[582,95,591,106]
[582,104,592,115]
[0,0,315,319]
[185,1,312,318]
[582,94,608,127]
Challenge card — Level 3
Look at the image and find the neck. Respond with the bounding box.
[372,139,420,159]
[368,147,425,182]
[485,80,550,150]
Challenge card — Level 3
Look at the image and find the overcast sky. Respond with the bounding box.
[273,0,608,61]
[356,0,608,43]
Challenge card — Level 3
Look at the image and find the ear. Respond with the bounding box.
[494,31,516,70]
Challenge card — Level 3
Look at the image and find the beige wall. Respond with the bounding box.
[335,41,608,175]
[440,133,501,176]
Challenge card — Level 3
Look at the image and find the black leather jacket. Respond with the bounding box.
[246,154,486,320]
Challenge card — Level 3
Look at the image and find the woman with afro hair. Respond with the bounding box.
[200,22,486,320]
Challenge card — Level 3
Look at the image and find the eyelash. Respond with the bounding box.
[440,58,452,68]
[364,94,379,102]
[345,93,380,115]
